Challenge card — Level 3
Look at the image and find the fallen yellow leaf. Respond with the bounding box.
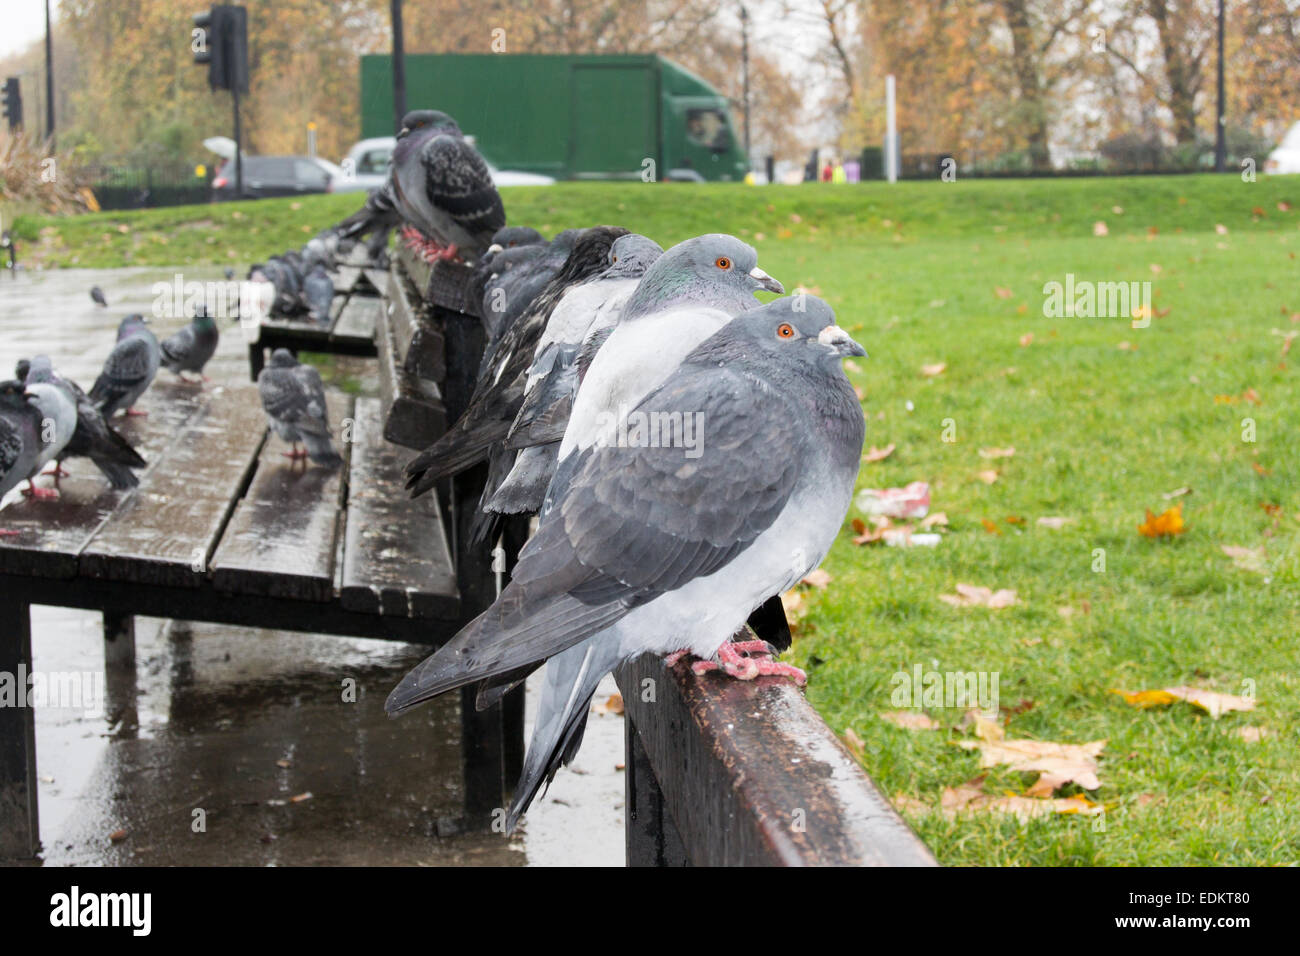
[880,711,940,730]
[1138,503,1186,537]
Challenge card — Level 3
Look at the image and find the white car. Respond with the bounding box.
[332,137,556,192]
[1265,122,1300,174]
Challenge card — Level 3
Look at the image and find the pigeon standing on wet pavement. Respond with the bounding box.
[0,380,44,516]
[22,356,146,489]
[90,286,107,307]
[160,308,220,381]
[386,296,867,830]
[257,349,343,468]
[89,314,160,418]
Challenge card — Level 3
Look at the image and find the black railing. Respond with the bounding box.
[82,163,212,210]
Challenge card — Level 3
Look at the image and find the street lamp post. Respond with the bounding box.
[740,5,751,169]
[1214,0,1226,173]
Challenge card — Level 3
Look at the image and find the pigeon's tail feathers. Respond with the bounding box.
[94,459,141,489]
[404,419,511,498]
[385,590,630,718]
[302,430,344,469]
[484,443,557,517]
[504,637,624,832]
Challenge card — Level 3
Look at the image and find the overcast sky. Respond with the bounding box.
[0,0,57,59]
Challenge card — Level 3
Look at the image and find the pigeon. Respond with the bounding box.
[90,286,107,308]
[302,264,335,325]
[23,381,77,492]
[403,227,628,502]
[0,380,44,515]
[386,296,867,829]
[334,181,400,267]
[224,267,236,282]
[160,308,220,381]
[89,314,160,417]
[557,234,783,468]
[22,356,146,488]
[486,226,544,252]
[479,229,582,352]
[339,110,506,265]
[256,349,343,468]
[484,234,665,517]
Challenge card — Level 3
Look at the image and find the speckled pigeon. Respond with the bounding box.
[387,296,866,829]
[302,264,335,325]
[339,110,505,265]
[22,356,146,489]
[256,349,343,468]
[160,308,220,381]
[89,314,160,417]
[478,229,582,353]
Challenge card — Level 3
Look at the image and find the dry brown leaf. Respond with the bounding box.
[1162,486,1193,499]
[975,469,999,484]
[863,443,896,463]
[892,793,931,815]
[880,711,940,730]
[921,362,947,377]
[800,568,832,589]
[981,518,1002,535]
[1113,686,1257,719]
[842,727,865,756]
[780,589,805,618]
[1237,726,1268,743]
[290,792,313,803]
[1093,221,1109,236]
[1019,332,1034,347]
[1036,516,1073,529]
[994,286,1013,299]
[1221,544,1266,573]
[957,737,1106,790]
[940,775,988,811]
[979,446,1016,459]
[919,512,949,530]
[963,709,1004,741]
[982,793,1102,820]
[940,583,1018,609]
[594,693,625,716]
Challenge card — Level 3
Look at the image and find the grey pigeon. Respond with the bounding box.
[160,308,220,380]
[23,381,76,483]
[302,264,335,325]
[0,380,44,509]
[224,267,236,281]
[403,227,628,504]
[337,110,505,265]
[485,234,664,517]
[22,356,146,489]
[256,349,343,468]
[333,182,399,267]
[386,296,867,829]
[89,314,160,417]
[90,286,107,307]
[479,229,582,352]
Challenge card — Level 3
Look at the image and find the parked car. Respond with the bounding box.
[210,155,339,200]
[331,136,556,193]
[1265,121,1300,175]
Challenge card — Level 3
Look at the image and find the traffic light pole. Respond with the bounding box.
[232,82,243,198]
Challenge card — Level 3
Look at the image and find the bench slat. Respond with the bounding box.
[340,397,459,618]
[376,287,446,450]
[0,379,215,579]
[331,295,382,345]
[78,384,267,587]
[208,391,353,601]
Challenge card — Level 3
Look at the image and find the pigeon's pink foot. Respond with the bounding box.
[281,448,309,460]
[691,639,807,686]
[664,650,690,667]
[21,484,60,500]
[437,243,460,262]
[125,408,149,417]
[43,464,71,478]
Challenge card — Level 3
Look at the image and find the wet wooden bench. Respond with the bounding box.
[0,372,518,860]
[245,257,390,382]
[615,655,938,866]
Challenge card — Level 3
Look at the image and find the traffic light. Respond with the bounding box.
[191,5,248,94]
[2,77,21,131]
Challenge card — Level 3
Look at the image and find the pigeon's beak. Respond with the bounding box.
[487,243,504,255]
[817,325,867,358]
[749,266,784,295]
[397,126,410,139]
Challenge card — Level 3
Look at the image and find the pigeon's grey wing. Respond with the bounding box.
[291,364,333,435]
[576,324,614,384]
[89,337,154,404]
[159,324,196,369]
[506,350,576,450]
[386,366,804,715]
[0,416,22,481]
[422,135,506,243]
[257,368,306,423]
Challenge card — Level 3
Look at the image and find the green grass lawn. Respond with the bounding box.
[15,174,1300,865]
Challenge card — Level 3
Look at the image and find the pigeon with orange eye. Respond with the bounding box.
[742,295,868,359]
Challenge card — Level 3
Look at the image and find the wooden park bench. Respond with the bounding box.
[244,252,390,382]
[0,262,524,858]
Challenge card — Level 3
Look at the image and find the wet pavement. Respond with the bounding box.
[0,266,625,866]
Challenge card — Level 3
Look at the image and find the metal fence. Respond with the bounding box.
[81,163,212,210]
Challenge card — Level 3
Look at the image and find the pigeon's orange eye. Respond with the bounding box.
[716,257,732,270]
[777,323,795,338]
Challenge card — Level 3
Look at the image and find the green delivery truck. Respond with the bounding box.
[359,53,749,182]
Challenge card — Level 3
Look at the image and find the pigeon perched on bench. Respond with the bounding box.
[0,381,44,520]
[302,264,335,325]
[22,381,76,497]
[338,110,506,265]
[89,314,160,417]
[478,229,583,352]
[256,349,343,468]
[160,308,220,381]
[387,295,866,829]
[22,356,146,489]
